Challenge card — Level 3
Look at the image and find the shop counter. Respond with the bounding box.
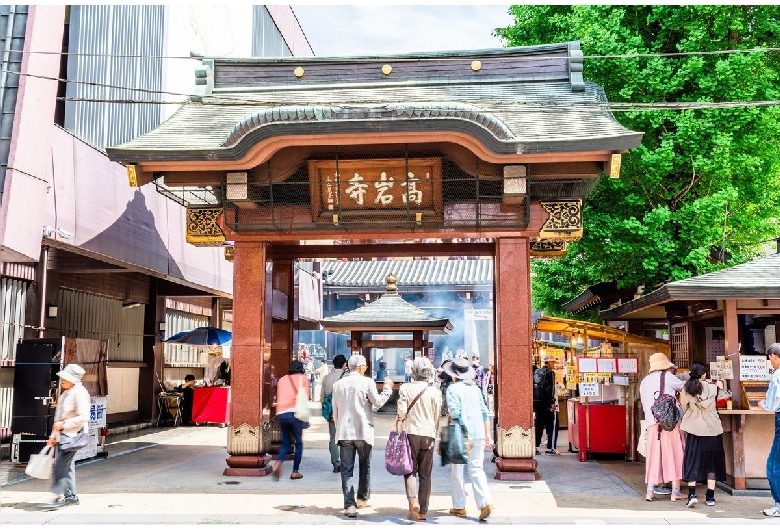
[192,386,231,425]
[719,409,773,490]
[568,399,628,462]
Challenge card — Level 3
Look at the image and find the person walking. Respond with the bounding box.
[396,357,441,521]
[404,355,413,382]
[759,343,780,516]
[37,364,91,511]
[332,354,394,518]
[320,354,348,473]
[640,352,685,502]
[444,357,494,521]
[533,355,558,455]
[271,360,310,481]
[679,361,726,508]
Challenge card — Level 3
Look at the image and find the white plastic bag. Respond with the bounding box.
[25,445,54,480]
[637,419,647,458]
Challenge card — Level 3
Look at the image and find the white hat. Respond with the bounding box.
[648,352,674,373]
[57,363,86,384]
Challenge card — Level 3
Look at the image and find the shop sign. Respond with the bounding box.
[89,396,108,429]
[308,158,443,222]
[576,357,598,373]
[616,358,638,374]
[596,358,617,373]
[578,382,599,397]
[739,355,769,381]
[464,308,493,321]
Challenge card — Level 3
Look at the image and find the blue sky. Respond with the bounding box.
[290,5,516,56]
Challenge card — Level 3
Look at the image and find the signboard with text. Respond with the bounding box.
[739,355,770,381]
[309,158,443,222]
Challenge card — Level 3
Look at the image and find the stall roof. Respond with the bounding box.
[534,315,669,348]
[600,252,780,320]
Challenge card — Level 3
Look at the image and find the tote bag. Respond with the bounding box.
[385,419,414,475]
[294,376,311,422]
[25,445,54,480]
[440,419,470,466]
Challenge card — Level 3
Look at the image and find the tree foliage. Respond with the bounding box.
[495,5,780,317]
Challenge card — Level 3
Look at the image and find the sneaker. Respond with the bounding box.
[449,507,467,517]
[63,495,79,506]
[763,506,780,517]
[344,506,357,518]
[653,486,672,495]
[479,504,494,520]
[290,471,303,479]
[706,498,715,506]
[686,495,698,509]
[333,465,341,473]
[545,449,560,455]
[356,499,370,509]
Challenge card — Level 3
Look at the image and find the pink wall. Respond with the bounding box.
[0,6,65,261]
[47,127,233,296]
[266,6,314,57]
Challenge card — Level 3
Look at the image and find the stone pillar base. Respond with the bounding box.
[494,457,539,481]
[223,455,272,476]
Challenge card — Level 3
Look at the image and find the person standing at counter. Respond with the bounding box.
[758,343,780,517]
[533,356,558,455]
[679,361,726,508]
[640,352,685,502]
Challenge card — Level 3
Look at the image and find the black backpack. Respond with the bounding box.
[650,371,683,437]
[533,367,552,403]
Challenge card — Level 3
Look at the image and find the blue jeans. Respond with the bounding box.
[277,412,304,472]
[339,439,372,509]
[328,420,340,468]
[768,414,780,504]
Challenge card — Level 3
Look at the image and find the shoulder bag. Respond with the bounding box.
[58,429,89,451]
[25,445,54,479]
[322,369,347,422]
[385,385,428,476]
[292,375,311,423]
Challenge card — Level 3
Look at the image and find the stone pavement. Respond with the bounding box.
[1,407,778,528]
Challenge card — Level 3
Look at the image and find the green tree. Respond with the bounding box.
[495,5,780,317]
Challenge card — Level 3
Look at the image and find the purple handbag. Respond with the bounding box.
[385,420,414,476]
[384,386,428,476]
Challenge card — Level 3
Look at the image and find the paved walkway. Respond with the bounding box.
[1,408,777,527]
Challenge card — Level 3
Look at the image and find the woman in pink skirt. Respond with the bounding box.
[639,352,686,501]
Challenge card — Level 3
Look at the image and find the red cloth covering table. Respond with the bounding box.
[192,386,231,424]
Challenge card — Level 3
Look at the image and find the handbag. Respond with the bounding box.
[58,429,89,451]
[384,386,428,476]
[440,419,470,466]
[25,445,54,479]
[293,376,311,423]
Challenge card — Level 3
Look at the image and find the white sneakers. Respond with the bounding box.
[763,506,780,517]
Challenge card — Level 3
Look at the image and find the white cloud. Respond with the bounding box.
[291,5,515,56]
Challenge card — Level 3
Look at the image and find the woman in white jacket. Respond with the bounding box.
[38,364,91,511]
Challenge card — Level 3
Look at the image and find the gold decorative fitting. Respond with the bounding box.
[127,165,138,187]
[185,207,226,246]
[381,64,392,75]
[293,67,305,78]
[540,200,583,241]
[224,246,235,261]
[471,60,482,72]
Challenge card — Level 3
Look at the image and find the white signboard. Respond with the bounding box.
[739,355,770,381]
[577,357,598,373]
[578,382,599,397]
[617,358,639,374]
[612,375,630,386]
[89,396,108,429]
[596,358,617,373]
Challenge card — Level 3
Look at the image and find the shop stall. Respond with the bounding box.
[192,386,231,426]
[534,316,671,462]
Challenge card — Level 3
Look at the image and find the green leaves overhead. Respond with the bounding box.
[496,5,780,317]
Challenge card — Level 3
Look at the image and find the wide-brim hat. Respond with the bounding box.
[648,352,674,372]
[57,363,85,384]
[443,357,476,380]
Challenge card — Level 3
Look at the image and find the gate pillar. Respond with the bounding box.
[224,241,272,476]
[494,237,539,480]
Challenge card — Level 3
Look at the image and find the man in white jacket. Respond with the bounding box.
[37,364,91,511]
[332,354,393,518]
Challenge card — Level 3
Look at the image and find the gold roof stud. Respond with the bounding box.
[471,60,482,72]
[293,66,305,78]
[381,64,393,75]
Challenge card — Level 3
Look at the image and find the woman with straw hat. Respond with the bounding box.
[639,352,686,501]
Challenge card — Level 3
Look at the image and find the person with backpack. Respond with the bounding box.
[533,355,558,455]
[321,354,348,473]
[639,352,686,501]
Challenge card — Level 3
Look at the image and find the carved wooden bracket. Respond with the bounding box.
[186,207,226,246]
[540,200,583,240]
